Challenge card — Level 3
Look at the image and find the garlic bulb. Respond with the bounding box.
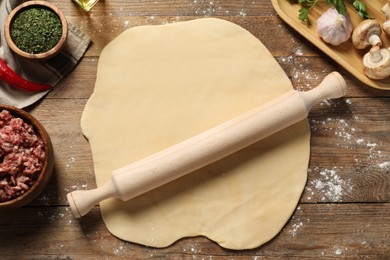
[316,7,353,46]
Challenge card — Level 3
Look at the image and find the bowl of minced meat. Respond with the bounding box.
[0,105,54,209]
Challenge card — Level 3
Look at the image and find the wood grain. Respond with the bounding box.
[0,204,388,258]
[1,0,390,259]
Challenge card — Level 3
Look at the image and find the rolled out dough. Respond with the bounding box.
[81,18,310,249]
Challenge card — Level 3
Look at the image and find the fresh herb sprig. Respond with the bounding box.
[297,0,318,24]
[297,0,370,24]
[352,0,370,19]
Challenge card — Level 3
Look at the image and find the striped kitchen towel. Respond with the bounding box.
[0,0,91,108]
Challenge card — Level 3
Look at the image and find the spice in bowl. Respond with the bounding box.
[11,6,63,54]
[4,1,68,60]
[0,106,54,208]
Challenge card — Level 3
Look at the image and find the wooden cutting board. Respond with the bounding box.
[271,0,390,90]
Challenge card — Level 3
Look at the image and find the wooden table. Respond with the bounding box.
[1,1,390,259]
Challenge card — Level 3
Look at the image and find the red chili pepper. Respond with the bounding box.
[0,58,52,92]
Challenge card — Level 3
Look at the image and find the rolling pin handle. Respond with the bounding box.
[67,179,118,218]
[301,72,347,109]
[328,71,348,98]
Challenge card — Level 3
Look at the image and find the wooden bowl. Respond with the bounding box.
[4,1,68,61]
[0,105,54,209]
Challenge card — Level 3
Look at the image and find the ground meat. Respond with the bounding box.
[0,110,45,202]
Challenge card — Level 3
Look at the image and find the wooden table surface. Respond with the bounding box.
[1,0,390,259]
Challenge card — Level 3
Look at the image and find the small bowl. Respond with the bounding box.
[4,1,68,61]
[0,105,54,209]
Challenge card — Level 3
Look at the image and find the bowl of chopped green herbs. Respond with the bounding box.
[4,1,68,61]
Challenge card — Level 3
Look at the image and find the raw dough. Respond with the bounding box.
[81,18,310,249]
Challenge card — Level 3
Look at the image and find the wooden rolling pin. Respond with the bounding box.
[67,72,347,218]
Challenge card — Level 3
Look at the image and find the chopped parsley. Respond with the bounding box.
[11,7,62,54]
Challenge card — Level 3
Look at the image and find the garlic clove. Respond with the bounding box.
[316,7,353,46]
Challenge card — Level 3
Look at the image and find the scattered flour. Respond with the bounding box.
[310,98,389,175]
[192,0,250,17]
[277,54,321,90]
[183,242,201,254]
[288,206,310,238]
[64,180,89,193]
[308,167,353,202]
[378,161,390,169]
[294,47,304,56]
[65,156,76,168]
[65,137,80,169]
[290,221,303,237]
[334,247,343,255]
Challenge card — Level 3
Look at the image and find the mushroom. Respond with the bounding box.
[381,1,390,35]
[352,20,382,49]
[362,46,390,80]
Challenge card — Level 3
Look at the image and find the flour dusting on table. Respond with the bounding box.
[305,97,390,203]
[307,167,353,202]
